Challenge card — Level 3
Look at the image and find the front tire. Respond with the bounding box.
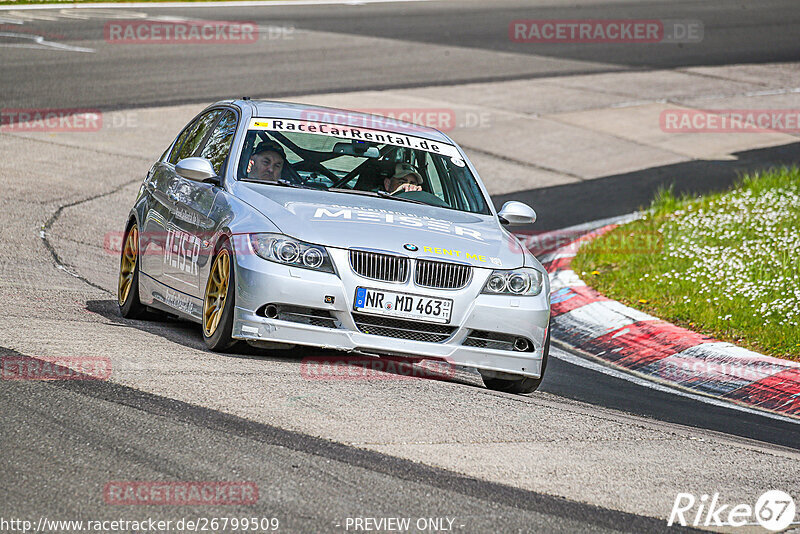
[118,222,147,319]
[202,240,238,352]
[481,327,550,394]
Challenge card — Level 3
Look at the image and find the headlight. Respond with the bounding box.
[249,233,334,273]
[481,268,543,296]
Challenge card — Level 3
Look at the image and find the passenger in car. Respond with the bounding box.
[247,141,286,182]
[384,162,424,194]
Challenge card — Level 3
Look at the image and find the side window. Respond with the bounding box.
[200,110,237,174]
[173,110,221,163]
[167,120,198,164]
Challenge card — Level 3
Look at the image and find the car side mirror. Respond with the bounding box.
[176,157,219,183]
[498,201,537,225]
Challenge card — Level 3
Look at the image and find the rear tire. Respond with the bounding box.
[202,240,238,352]
[118,222,147,319]
[481,327,550,394]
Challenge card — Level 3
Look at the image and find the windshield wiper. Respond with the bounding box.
[326,188,379,196]
[241,178,313,189]
[320,187,431,206]
[376,190,430,206]
[277,179,311,188]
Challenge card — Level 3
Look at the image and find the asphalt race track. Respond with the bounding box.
[3,0,800,110]
[1,0,800,532]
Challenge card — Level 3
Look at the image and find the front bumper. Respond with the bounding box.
[232,246,550,378]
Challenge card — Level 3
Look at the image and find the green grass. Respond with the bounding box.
[572,166,800,361]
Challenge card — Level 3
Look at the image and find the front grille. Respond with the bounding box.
[352,313,456,343]
[414,259,472,290]
[349,250,409,283]
[463,330,533,352]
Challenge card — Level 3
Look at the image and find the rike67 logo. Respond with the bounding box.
[668,490,796,531]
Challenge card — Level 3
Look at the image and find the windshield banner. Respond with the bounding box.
[248,117,462,159]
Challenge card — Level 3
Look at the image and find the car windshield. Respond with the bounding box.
[236,117,491,215]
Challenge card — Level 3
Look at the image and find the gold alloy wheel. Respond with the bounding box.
[118,224,138,305]
[203,249,230,337]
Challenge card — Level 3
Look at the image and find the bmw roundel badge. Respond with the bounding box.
[403,243,418,251]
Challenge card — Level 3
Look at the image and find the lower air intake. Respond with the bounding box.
[352,313,456,343]
[463,330,533,352]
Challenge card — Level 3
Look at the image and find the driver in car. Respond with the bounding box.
[384,162,423,194]
[247,141,286,182]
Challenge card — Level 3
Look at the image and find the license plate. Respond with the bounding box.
[354,287,452,324]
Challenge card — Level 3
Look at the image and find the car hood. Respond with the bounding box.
[234,184,527,269]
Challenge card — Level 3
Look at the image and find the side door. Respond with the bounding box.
[165,109,238,299]
[139,116,202,281]
[147,109,221,299]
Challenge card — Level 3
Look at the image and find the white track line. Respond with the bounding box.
[0,0,431,11]
[551,346,799,425]
[0,31,95,52]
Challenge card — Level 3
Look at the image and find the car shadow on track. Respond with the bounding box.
[495,141,800,231]
[86,299,480,387]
